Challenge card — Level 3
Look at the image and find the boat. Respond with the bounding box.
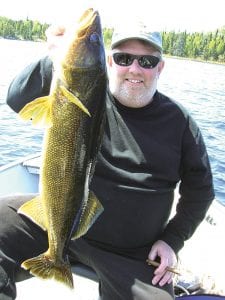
[0,154,225,299]
[0,153,100,299]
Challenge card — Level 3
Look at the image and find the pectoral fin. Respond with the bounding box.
[19,96,53,127]
[18,196,47,231]
[59,85,91,117]
[72,191,103,239]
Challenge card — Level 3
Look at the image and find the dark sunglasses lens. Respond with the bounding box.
[139,56,160,68]
[113,53,133,66]
[113,53,160,69]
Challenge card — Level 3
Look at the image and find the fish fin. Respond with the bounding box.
[21,252,73,289]
[18,196,47,231]
[59,85,91,117]
[19,96,53,127]
[72,191,104,239]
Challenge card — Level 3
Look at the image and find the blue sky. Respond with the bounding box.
[0,0,224,32]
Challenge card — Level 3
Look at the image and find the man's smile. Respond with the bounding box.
[126,79,143,84]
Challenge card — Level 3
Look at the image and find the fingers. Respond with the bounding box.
[146,259,180,274]
[152,257,175,286]
[152,269,174,286]
[152,258,177,286]
[45,25,66,52]
[155,256,169,274]
[45,25,66,38]
[148,243,158,261]
[148,240,178,287]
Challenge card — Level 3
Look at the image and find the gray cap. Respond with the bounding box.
[111,22,162,52]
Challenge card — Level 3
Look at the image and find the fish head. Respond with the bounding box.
[74,8,106,69]
[61,8,106,93]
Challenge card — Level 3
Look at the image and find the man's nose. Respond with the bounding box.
[128,59,142,72]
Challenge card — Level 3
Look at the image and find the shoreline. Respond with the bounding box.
[164,54,225,66]
[1,37,225,66]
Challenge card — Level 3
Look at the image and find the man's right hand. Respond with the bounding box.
[45,25,66,51]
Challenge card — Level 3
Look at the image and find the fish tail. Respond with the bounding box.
[21,253,73,289]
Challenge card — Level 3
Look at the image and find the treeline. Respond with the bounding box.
[0,16,49,41]
[0,16,224,63]
[103,28,225,63]
[162,30,225,63]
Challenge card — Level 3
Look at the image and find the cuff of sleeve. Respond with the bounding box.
[159,232,184,254]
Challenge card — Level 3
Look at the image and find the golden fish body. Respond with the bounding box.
[18,8,107,288]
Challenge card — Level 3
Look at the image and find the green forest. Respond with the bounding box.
[1,16,224,63]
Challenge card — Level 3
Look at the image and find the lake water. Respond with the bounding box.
[0,39,225,205]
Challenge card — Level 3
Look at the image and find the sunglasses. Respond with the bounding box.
[112,52,160,69]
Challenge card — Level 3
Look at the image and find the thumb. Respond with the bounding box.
[148,244,158,261]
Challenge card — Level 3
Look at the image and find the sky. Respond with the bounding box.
[0,0,225,32]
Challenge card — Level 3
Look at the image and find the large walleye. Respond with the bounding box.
[18,8,107,288]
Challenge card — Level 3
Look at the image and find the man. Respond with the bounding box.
[0,22,214,300]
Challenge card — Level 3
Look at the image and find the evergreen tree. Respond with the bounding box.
[0,16,224,63]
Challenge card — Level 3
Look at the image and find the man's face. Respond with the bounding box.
[108,39,164,108]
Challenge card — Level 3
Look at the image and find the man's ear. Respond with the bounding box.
[157,59,165,77]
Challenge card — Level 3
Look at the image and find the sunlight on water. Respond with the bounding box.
[0,39,46,164]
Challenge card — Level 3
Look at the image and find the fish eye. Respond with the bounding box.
[89,32,100,44]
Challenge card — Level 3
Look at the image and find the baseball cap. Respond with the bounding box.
[111,21,163,53]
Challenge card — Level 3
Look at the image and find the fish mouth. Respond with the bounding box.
[77,8,99,37]
[78,8,98,24]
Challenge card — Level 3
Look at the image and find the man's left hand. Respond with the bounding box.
[148,240,177,286]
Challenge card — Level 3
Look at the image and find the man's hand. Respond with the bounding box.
[148,240,177,286]
[45,25,66,51]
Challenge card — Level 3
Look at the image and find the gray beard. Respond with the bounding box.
[112,86,155,108]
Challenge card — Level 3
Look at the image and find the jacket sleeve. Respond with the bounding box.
[6,56,53,113]
[160,114,215,254]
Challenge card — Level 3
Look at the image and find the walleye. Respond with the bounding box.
[18,8,107,288]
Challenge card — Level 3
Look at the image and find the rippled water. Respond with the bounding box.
[158,58,225,204]
[0,39,225,204]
